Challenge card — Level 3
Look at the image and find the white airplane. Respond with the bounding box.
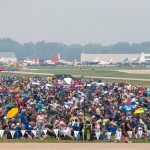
[98,59,112,65]
[57,59,77,66]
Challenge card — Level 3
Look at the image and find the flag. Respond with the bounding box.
[74,131,79,140]
[10,130,15,138]
[0,130,4,138]
[21,130,26,137]
[95,132,101,140]
[53,129,59,137]
[43,130,47,135]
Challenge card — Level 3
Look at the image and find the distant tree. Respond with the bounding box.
[0,38,150,61]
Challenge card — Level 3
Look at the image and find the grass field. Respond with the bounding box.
[2,66,150,86]
[28,66,150,79]
[28,68,150,79]
[26,66,150,86]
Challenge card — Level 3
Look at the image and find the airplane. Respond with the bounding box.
[115,58,130,66]
[98,59,112,65]
[131,57,150,65]
[23,58,39,66]
[79,57,100,65]
[40,53,60,66]
[129,53,150,65]
[57,59,77,66]
[20,56,40,66]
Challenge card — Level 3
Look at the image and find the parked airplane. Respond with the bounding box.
[41,53,60,66]
[79,57,100,65]
[115,58,130,66]
[98,59,112,65]
[57,59,77,66]
[79,57,112,66]
[23,57,39,66]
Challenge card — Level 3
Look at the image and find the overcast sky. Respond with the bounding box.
[0,0,150,45]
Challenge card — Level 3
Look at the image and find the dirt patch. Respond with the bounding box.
[117,70,150,75]
[0,143,150,150]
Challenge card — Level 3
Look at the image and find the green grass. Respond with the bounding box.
[28,68,150,80]
[100,79,150,87]
[28,65,150,70]
[2,65,150,86]
[28,68,150,86]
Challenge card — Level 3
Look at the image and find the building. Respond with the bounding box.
[81,53,141,63]
[0,52,17,64]
[139,53,150,64]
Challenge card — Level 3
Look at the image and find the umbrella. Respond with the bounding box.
[64,105,70,109]
[2,104,16,109]
[12,87,20,93]
[0,86,6,93]
[131,104,137,109]
[32,82,40,85]
[67,88,75,92]
[5,77,12,82]
[0,109,5,117]
[123,101,132,105]
[0,109,7,120]
[91,81,98,85]
[7,108,18,119]
[147,88,150,95]
[134,108,145,114]
[121,105,131,111]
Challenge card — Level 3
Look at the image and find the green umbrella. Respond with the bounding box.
[2,104,16,109]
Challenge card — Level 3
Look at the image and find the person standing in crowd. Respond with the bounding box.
[36,110,45,139]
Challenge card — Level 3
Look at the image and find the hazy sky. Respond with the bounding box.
[0,0,150,45]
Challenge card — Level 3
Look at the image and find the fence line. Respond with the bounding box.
[0,129,149,142]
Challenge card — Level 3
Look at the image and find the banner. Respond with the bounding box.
[43,130,47,135]
[21,130,26,137]
[136,131,143,139]
[53,129,59,137]
[74,131,79,140]
[106,132,111,140]
[0,130,4,138]
[115,131,122,141]
[95,132,101,140]
[10,130,16,138]
[147,130,150,139]
[32,130,37,136]
[127,131,132,138]
[63,129,71,137]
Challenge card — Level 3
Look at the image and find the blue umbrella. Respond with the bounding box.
[131,104,137,109]
[121,105,131,111]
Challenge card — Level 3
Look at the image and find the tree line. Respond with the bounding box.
[0,38,150,61]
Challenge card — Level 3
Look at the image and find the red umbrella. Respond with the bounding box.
[67,88,76,92]
[0,86,6,93]
[0,67,7,71]
[123,101,132,105]
[0,109,5,117]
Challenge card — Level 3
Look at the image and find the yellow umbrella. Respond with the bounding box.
[134,108,145,114]
[7,108,18,119]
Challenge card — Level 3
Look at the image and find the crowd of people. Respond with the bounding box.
[0,73,150,142]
